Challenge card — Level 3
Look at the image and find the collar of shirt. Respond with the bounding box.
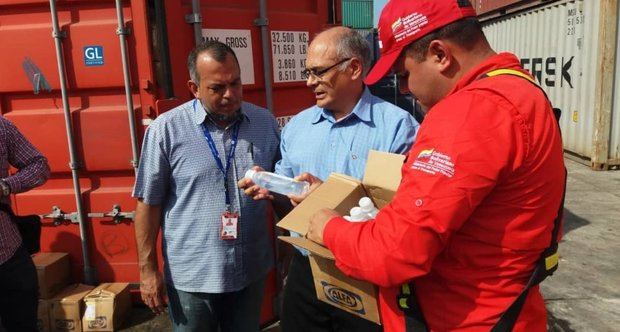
[311,87,373,125]
[191,99,250,127]
[446,52,525,98]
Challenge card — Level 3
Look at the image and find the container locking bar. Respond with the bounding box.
[41,206,79,225]
[88,205,135,224]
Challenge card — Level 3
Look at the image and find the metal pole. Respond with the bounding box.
[190,0,203,46]
[49,0,96,285]
[257,0,274,112]
[115,0,139,172]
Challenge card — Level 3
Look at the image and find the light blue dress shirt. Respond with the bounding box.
[275,88,419,254]
[133,99,280,293]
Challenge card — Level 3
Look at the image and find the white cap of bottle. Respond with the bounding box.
[359,196,378,218]
[349,207,367,222]
[359,197,374,210]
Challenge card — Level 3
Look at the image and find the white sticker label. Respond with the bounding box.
[271,31,309,83]
[202,29,255,85]
[84,303,96,320]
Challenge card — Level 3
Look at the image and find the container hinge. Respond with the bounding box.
[254,17,269,27]
[185,13,202,24]
[52,30,67,39]
[88,204,135,224]
[41,206,79,225]
[116,26,131,36]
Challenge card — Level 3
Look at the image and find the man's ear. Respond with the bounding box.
[349,58,363,80]
[428,40,452,73]
[187,80,199,98]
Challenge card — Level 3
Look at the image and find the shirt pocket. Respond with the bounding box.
[249,140,278,172]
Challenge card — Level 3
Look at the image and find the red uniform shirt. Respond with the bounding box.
[323,53,565,331]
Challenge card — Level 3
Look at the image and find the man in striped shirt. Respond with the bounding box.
[0,116,50,332]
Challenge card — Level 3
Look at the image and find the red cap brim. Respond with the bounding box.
[364,48,403,85]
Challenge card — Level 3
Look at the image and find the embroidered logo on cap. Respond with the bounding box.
[392,12,429,43]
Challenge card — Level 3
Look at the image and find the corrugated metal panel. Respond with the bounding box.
[342,0,373,29]
[482,0,619,168]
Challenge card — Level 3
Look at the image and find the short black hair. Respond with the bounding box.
[187,40,240,83]
[405,17,485,61]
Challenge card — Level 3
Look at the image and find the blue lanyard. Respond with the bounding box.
[196,100,240,209]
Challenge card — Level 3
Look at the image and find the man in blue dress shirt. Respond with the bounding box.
[240,27,419,332]
[133,41,280,332]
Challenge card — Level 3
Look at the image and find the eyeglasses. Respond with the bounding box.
[302,58,352,80]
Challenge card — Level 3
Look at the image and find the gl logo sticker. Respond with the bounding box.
[321,281,365,314]
[84,46,104,66]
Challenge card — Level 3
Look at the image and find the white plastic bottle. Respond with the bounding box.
[348,206,368,222]
[359,197,379,219]
[245,169,310,196]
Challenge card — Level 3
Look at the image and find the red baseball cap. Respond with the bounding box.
[364,0,477,85]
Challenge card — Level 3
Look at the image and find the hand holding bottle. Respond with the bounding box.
[288,172,323,207]
[238,166,275,201]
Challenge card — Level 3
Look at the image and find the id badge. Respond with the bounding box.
[221,211,239,240]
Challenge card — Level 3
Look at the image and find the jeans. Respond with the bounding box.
[167,274,267,332]
[280,251,381,332]
[0,245,38,332]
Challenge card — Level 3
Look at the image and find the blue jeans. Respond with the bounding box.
[167,274,267,332]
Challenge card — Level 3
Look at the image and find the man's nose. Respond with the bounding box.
[306,74,318,88]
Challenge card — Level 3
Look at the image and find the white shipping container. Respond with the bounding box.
[482,0,619,169]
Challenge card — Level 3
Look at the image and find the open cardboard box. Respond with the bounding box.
[277,150,405,324]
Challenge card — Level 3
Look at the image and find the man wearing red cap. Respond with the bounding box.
[307,0,566,331]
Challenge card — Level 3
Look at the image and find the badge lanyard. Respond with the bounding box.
[197,100,240,212]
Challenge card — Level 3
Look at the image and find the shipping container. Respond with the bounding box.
[481,0,619,169]
[474,0,550,17]
[0,0,339,324]
[342,0,373,29]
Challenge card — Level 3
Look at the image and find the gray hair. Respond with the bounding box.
[187,40,239,84]
[334,29,372,77]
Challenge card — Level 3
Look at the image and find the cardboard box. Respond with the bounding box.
[38,299,51,332]
[33,253,71,299]
[82,283,131,331]
[49,284,94,332]
[278,150,405,324]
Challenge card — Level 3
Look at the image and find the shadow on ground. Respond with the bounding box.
[561,208,589,236]
[548,311,576,332]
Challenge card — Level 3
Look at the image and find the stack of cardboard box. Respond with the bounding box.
[32,253,131,331]
[33,252,72,332]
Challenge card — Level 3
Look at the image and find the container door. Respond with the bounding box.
[0,0,157,282]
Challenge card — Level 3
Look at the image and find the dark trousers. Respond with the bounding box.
[281,251,382,332]
[0,245,38,332]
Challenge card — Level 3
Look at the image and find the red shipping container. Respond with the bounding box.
[0,0,339,325]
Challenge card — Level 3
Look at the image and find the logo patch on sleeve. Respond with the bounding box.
[412,148,455,178]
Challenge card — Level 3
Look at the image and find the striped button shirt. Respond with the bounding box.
[0,116,50,265]
[133,100,280,293]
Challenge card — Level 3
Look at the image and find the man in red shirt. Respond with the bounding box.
[307,0,565,331]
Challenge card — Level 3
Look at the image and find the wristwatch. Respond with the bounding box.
[0,179,11,197]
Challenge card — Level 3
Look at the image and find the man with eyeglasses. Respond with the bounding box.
[239,26,419,331]
[133,40,280,331]
[306,1,566,331]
